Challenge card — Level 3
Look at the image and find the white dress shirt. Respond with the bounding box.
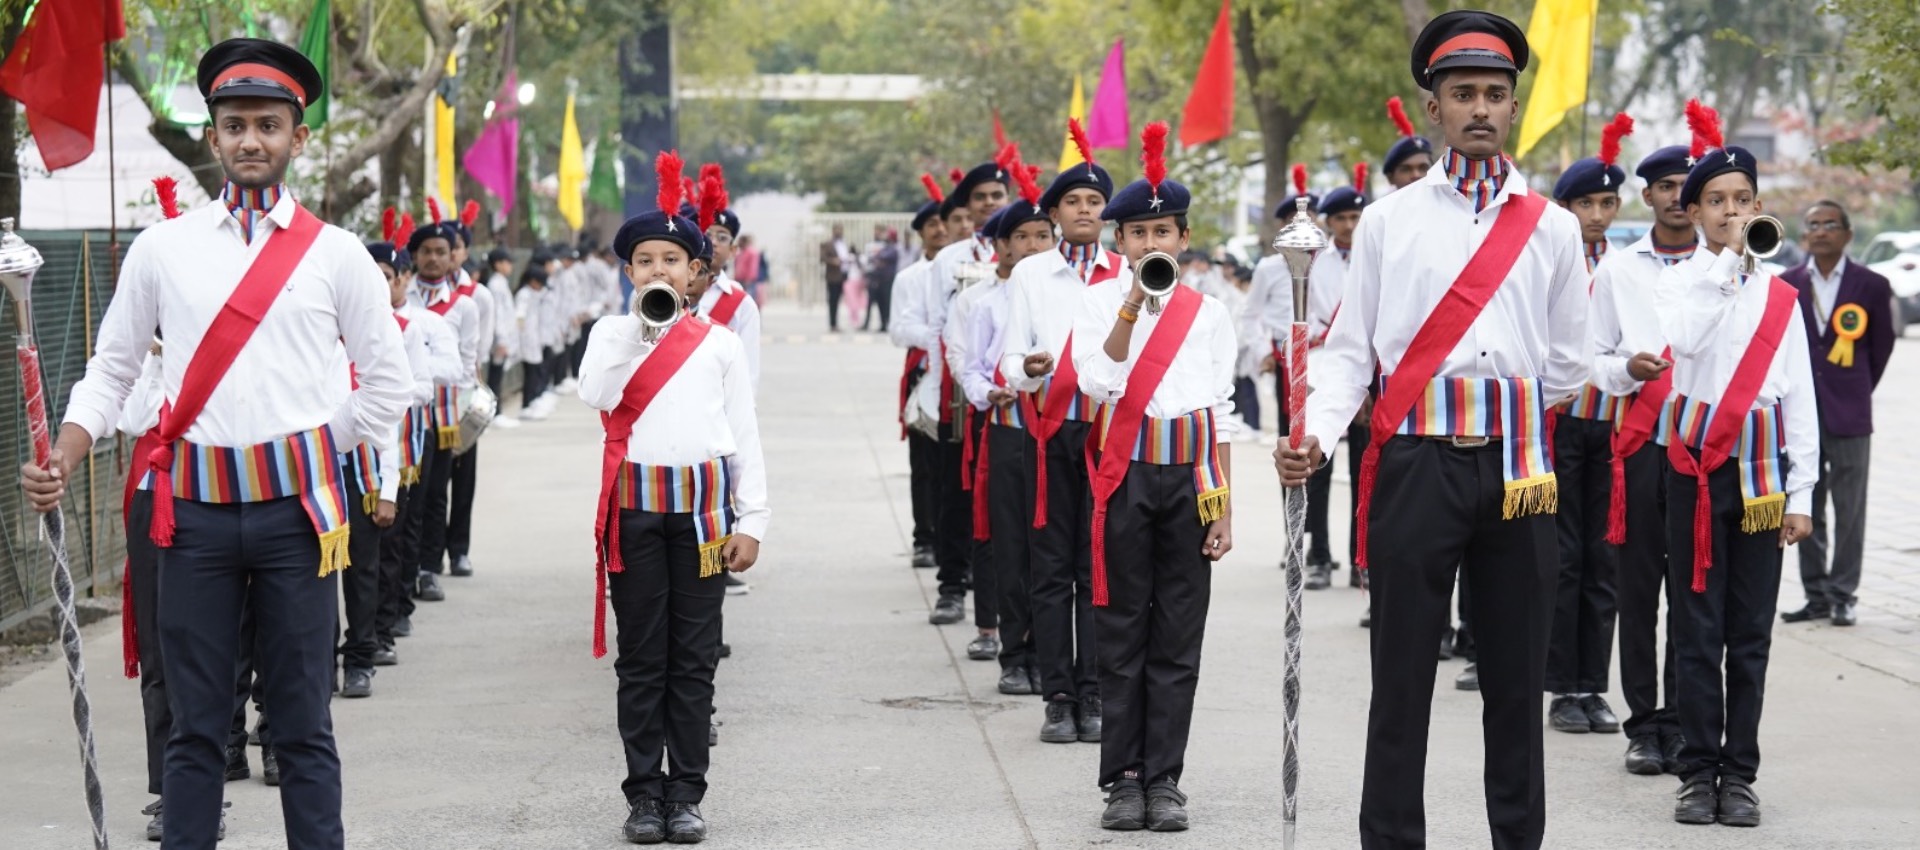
[695,272,762,390]
[462,267,495,371]
[408,277,481,386]
[999,245,1129,394]
[1305,163,1588,452]
[1244,254,1292,355]
[515,285,547,365]
[1807,256,1847,327]
[584,255,625,318]
[888,255,939,351]
[577,315,770,541]
[1655,247,1820,515]
[1073,279,1240,442]
[1307,248,1348,342]
[116,351,164,438]
[1589,232,1687,396]
[943,276,998,411]
[371,306,442,501]
[65,196,411,450]
[486,271,517,364]
[399,303,466,397]
[959,277,1014,407]
[926,234,997,345]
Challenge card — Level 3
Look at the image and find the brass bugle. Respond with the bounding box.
[1136,251,1180,301]
[635,282,683,342]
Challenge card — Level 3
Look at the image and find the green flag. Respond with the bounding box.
[296,0,331,128]
[588,133,622,212]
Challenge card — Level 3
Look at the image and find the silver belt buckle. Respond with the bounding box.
[1449,435,1491,449]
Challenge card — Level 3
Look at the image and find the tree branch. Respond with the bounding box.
[323,40,456,202]
[111,44,224,197]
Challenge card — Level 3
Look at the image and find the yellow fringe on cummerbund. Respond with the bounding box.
[362,491,379,516]
[318,525,352,577]
[1742,493,1785,534]
[1197,487,1231,525]
[1502,474,1559,520]
[402,466,420,486]
[437,425,461,450]
[699,535,731,578]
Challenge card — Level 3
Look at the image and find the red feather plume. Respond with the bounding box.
[1014,161,1043,208]
[460,199,480,227]
[1685,99,1722,159]
[1598,112,1634,167]
[394,214,416,248]
[920,173,946,203]
[655,150,685,213]
[426,196,443,224]
[949,167,966,185]
[1353,162,1369,192]
[1291,163,1308,196]
[381,207,397,242]
[1141,122,1169,191]
[152,176,181,220]
[1068,117,1095,169]
[1387,96,1415,139]
[697,163,727,232]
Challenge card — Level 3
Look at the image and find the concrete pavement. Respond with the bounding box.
[2,303,1918,849]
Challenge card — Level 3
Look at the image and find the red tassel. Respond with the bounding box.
[1087,436,1110,607]
[460,199,480,227]
[121,562,139,679]
[1030,427,1050,529]
[592,560,609,659]
[971,433,991,541]
[1605,454,1629,545]
[1598,112,1634,167]
[1354,443,1381,570]
[152,176,181,220]
[920,173,945,204]
[960,410,975,492]
[1691,473,1712,593]
[148,445,177,548]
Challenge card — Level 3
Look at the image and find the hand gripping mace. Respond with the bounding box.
[1272,198,1325,848]
[2,219,111,849]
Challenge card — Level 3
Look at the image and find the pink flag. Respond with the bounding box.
[1085,38,1130,150]
[463,72,520,213]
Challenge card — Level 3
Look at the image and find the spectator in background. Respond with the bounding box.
[484,248,521,428]
[863,228,902,332]
[1781,199,1897,628]
[821,224,851,331]
[1224,264,1262,434]
[735,235,764,305]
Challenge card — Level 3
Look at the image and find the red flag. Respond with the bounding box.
[0,0,126,171]
[1179,0,1235,146]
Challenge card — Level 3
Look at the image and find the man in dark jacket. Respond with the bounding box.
[1781,200,1897,627]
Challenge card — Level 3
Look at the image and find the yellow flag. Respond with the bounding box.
[558,93,586,230]
[1514,0,1596,159]
[1059,74,1088,172]
[436,52,457,207]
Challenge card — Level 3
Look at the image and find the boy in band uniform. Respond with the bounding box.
[1301,164,1368,591]
[944,204,1014,662]
[406,215,482,602]
[890,175,954,569]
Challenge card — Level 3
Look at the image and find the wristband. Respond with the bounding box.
[1117,304,1140,323]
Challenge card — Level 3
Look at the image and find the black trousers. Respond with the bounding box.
[1359,438,1555,850]
[864,278,893,330]
[569,334,588,378]
[933,420,973,600]
[1031,421,1099,701]
[1306,456,1334,564]
[545,346,568,389]
[825,282,844,330]
[337,471,382,671]
[1095,461,1211,788]
[486,361,506,403]
[1232,376,1260,433]
[522,357,549,410]
[907,431,937,549]
[988,424,1035,669]
[609,509,725,805]
[159,497,343,849]
[395,442,437,617]
[967,414,997,630]
[128,490,171,796]
[1615,443,1679,741]
[1667,457,1782,784]
[448,443,477,560]
[1546,416,1619,694]
[376,480,418,646]
[1271,368,1291,437]
[417,438,455,576]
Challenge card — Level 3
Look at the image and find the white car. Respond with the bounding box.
[1861,231,1920,335]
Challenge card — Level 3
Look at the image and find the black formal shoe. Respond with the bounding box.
[1674,775,1718,824]
[1100,778,1146,830]
[1006,667,1036,694]
[1832,601,1857,626]
[623,798,666,844]
[449,555,473,577]
[967,634,1001,661]
[392,616,412,638]
[717,642,732,659]
[224,746,250,781]
[911,545,935,569]
[1305,562,1332,590]
[1145,778,1190,832]
[1438,631,1454,661]
[708,722,718,747]
[665,802,706,843]
[142,799,163,842]
[723,572,750,595]
[1077,693,1103,743]
[929,594,965,625]
[1780,603,1829,623]
[372,647,398,667]
[248,718,262,746]
[1549,695,1590,733]
[1454,663,1478,690]
[1350,565,1365,588]
[341,667,374,699]
[1581,695,1621,733]
[1624,736,1665,775]
[1041,699,1079,743]
[415,573,446,602]
[1716,777,1761,827]
[263,746,280,786]
[1358,608,1372,628]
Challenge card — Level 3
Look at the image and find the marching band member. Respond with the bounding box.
[945,201,1014,661]
[890,174,955,569]
[692,164,763,391]
[1300,163,1369,591]
[406,210,482,603]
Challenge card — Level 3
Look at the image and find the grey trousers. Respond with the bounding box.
[1799,433,1870,608]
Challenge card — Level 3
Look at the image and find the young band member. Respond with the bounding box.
[1658,101,1817,829]
[407,207,482,602]
[1000,120,1116,744]
[692,165,763,392]
[1588,140,1697,775]
[945,202,1013,662]
[581,152,768,845]
[483,246,519,426]
[1544,113,1635,736]
[515,256,555,419]
[1076,121,1236,832]
[23,38,411,849]
[1278,13,1587,848]
[1301,163,1368,592]
[444,205,488,578]
[1383,95,1436,189]
[890,174,955,569]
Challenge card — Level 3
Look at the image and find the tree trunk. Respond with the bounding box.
[1234,6,1305,250]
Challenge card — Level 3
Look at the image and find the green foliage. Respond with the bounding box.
[1821,0,1920,174]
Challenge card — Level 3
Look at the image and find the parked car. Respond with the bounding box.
[1860,231,1920,335]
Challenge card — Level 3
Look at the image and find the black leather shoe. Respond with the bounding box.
[449,555,473,577]
[1624,736,1665,775]
[1832,601,1857,626]
[1674,775,1717,824]
[1661,734,1686,774]
[224,746,250,781]
[623,798,666,844]
[1077,694,1103,743]
[717,642,732,659]
[415,573,446,602]
[392,616,412,638]
[1358,607,1372,628]
[262,746,280,786]
[1145,778,1190,832]
[1549,695,1590,733]
[1438,629,1454,661]
[1581,695,1620,733]
[708,722,718,747]
[1100,778,1146,830]
[1780,603,1829,623]
[1350,565,1364,588]
[372,647,398,666]
[967,634,1000,661]
[665,802,706,843]
[142,799,163,842]
[999,665,1035,695]
[929,594,965,625]
[1454,663,1478,690]
[341,667,374,699]
[1305,562,1332,590]
[1717,776,1761,827]
[911,545,935,569]
[1041,699,1078,743]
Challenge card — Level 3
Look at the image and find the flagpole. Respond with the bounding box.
[1579,0,1597,147]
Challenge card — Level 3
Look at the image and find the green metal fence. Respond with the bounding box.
[2,230,133,634]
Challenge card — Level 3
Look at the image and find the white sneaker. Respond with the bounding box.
[491,415,521,429]
[520,403,550,421]
[557,377,579,393]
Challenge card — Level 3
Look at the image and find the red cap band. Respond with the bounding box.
[211,62,307,106]
[1428,33,1513,68]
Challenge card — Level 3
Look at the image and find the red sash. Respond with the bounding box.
[1667,277,1798,592]
[1604,347,1672,544]
[120,428,164,678]
[395,313,411,333]
[592,316,714,657]
[1088,285,1203,606]
[148,205,326,548]
[971,368,1013,541]
[1354,191,1547,569]
[423,281,463,316]
[898,348,928,440]
[1022,251,1122,528]
[708,285,748,326]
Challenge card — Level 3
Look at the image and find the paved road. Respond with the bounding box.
[2,305,1917,849]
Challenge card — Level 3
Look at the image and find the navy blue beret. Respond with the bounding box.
[942,161,1009,217]
[1316,188,1365,217]
[1102,178,1191,223]
[614,209,703,262]
[995,197,1052,241]
[1384,136,1435,176]
[406,221,458,254]
[911,201,942,232]
[1553,157,1627,201]
[1679,146,1757,209]
[1634,145,1691,184]
[1040,162,1115,211]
